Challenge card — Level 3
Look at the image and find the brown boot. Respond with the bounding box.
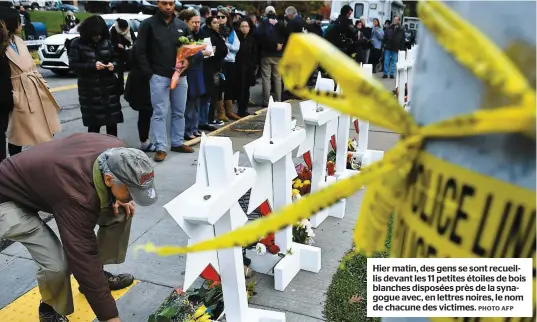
[224,100,241,121]
[154,151,167,162]
[215,100,229,122]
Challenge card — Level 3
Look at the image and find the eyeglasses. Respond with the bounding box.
[217,15,226,19]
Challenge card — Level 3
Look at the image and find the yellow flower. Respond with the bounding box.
[302,180,311,185]
[292,181,303,189]
[292,189,301,196]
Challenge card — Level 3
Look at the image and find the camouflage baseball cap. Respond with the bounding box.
[107,148,158,206]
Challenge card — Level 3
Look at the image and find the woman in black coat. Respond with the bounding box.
[110,18,136,94]
[124,42,157,152]
[202,16,228,126]
[235,17,257,117]
[68,15,123,136]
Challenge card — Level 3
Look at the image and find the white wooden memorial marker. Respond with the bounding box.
[244,98,321,291]
[298,73,344,228]
[164,133,285,322]
[348,65,385,170]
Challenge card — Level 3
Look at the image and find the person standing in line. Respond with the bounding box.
[201,15,228,128]
[382,15,405,79]
[369,18,384,73]
[180,9,212,140]
[235,17,257,117]
[215,8,241,121]
[110,18,136,95]
[359,16,372,64]
[125,42,158,152]
[136,0,193,162]
[199,5,211,28]
[69,15,123,137]
[256,5,286,107]
[3,7,61,156]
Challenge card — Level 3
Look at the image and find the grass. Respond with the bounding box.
[323,216,394,322]
[30,11,92,34]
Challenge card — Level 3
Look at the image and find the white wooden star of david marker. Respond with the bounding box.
[243,97,321,292]
[244,97,306,214]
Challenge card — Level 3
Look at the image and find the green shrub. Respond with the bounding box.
[323,216,394,322]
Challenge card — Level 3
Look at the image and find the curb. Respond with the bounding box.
[184,108,268,147]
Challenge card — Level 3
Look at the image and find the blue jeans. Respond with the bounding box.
[150,75,188,151]
[185,97,199,137]
[198,96,210,126]
[383,49,398,76]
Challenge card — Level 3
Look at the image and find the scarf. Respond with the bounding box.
[114,21,132,44]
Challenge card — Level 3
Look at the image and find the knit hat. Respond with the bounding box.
[265,6,276,14]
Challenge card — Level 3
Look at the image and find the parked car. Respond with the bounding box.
[109,0,157,14]
[20,0,47,10]
[37,13,150,75]
[46,0,79,12]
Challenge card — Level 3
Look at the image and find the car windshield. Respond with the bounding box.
[68,18,142,34]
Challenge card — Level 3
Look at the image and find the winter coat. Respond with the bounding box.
[5,36,61,146]
[125,43,151,111]
[186,29,206,99]
[110,24,136,63]
[324,15,355,52]
[202,28,228,97]
[255,19,287,58]
[68,38,123,127]
[236,32,257,88]
[0,54,13,115]
[384,24,405,51]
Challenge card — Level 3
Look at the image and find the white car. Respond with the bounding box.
[38,13,150,75]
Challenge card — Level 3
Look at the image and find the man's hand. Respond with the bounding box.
[107,63,114,71]
[269,18,277,26]
[276,43,283,51]
[96,61,106,70]
[117,44,124,49]
[113,200,135,218]
[202,49,211,57]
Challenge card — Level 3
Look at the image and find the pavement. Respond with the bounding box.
[0,68,398,322]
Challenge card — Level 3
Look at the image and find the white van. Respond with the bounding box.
[330,0,405,26]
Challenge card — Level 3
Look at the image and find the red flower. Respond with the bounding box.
[267,244,280,254]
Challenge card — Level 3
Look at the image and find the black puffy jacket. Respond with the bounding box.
[68,38,123,127]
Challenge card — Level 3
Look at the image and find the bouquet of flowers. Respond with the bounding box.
[148,288,211,322]
[170,36,207,90]
[293,218,315,245]
[255,232,280,255]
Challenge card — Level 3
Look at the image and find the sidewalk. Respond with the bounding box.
[0,77,397,322]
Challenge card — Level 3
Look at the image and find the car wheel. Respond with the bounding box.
[112,8,118,13]
[31,3,39,10]
[51,69,70,76]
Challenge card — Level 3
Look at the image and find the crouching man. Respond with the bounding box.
[0,133,159,322]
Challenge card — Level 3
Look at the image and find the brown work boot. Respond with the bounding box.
[154,151,167,162]
[215,100,229,122]
[224,100,241,120]
[105,271,135,291]
[171,145,194,153]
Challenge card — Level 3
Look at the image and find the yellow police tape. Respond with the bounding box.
[394,152,536,322]
[137,2,536,319]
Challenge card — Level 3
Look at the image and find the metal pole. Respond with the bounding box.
[383,1,535,321]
